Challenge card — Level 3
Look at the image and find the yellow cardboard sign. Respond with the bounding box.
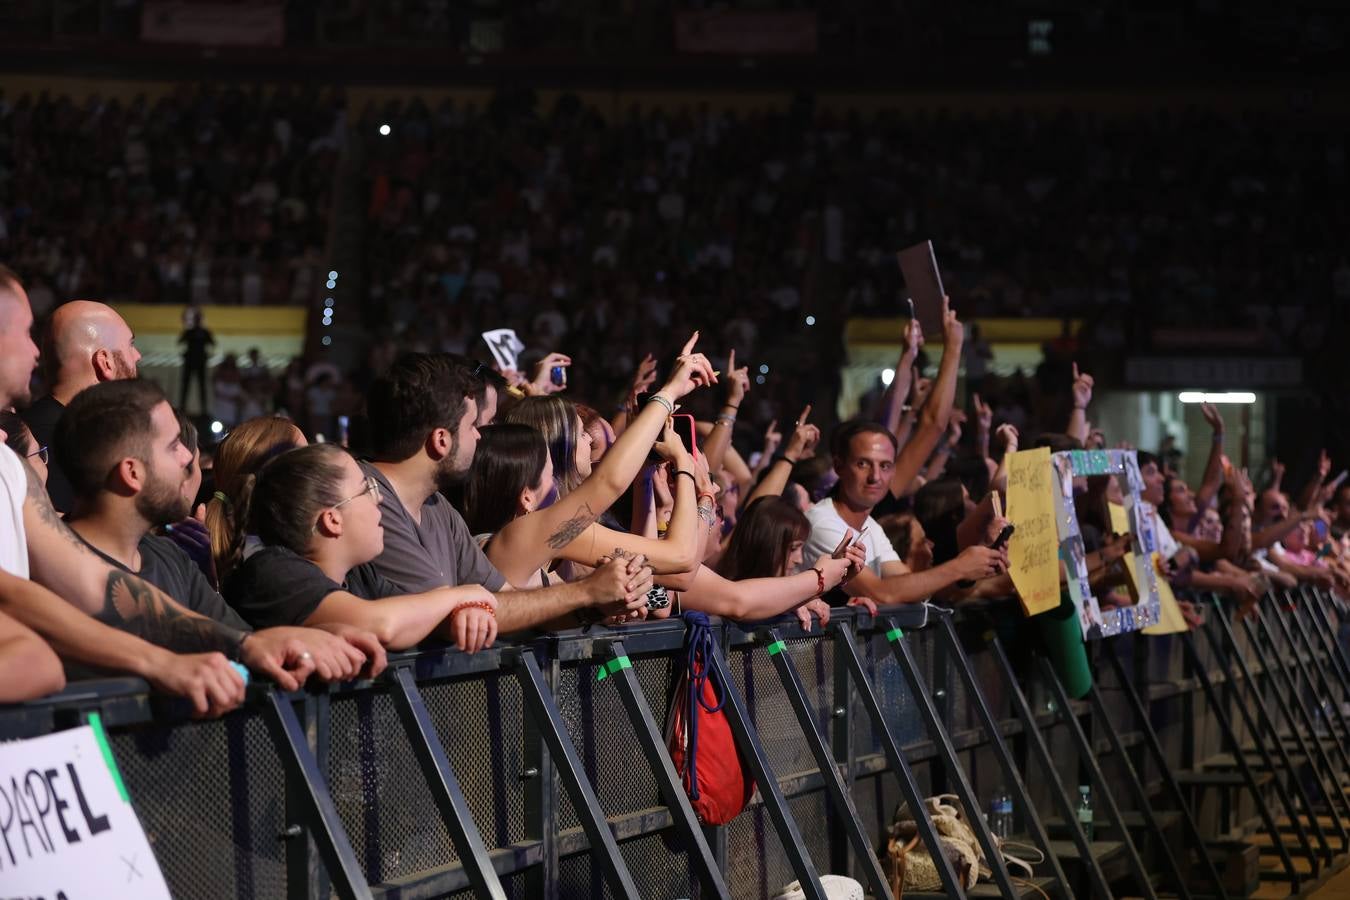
[1108,501,1129,537]
[1142,552,1188,635]
[1005,446,1060,616]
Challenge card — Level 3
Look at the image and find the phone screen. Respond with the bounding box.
[672,414,699,459]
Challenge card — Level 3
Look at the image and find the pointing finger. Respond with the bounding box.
[680,331,699,356]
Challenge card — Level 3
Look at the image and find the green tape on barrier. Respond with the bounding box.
[88,711,129,803]
[765,640,787,656]
[885,627,905,643]
[596,655,633,681]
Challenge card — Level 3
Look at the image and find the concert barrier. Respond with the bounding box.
[3,588,1349,899]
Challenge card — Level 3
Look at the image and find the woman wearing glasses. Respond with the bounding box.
[222,444,498,652]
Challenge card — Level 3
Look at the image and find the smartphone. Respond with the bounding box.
[852,526,869,548]
[550,365,567,388]
[1328,470,1349,492]
[672,413,699,460]
[989,523,1015,551]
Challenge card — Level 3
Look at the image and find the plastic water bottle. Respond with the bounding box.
[990,790,1013,839]
[1077,785,1094,840]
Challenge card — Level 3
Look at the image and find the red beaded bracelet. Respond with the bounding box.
[452,600,496,618]
[810,566,825,598]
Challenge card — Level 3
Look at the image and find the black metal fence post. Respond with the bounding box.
[265,691,372,900]
[762,626,894,900]
[386,666,509,900]
[599,639,732,900]
[515,650,640,899]
[833,623,969,899]
[881,616,1020,898]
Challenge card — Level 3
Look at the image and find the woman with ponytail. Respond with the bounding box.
[222,444,498,651]
[206,416,306,581]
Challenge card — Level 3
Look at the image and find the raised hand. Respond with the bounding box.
[972,393,993,434]
[847,596,879,616]
[1269,456,1285,487]
[902,317,924,358]
[1317,448,1332,481]
[945,409,967,448]
[761,418,783,458]
[995,423,1020,455]
[941,295,964,349]
[652,418,691,465]
[630,353,658,397]
[1200,401,1225,434]
[783,404,820,461]
[1071,362,1094,411]
[910,374,932,407]
[527,352,572,395]
[658,332,718,401]
[724,348,751,406]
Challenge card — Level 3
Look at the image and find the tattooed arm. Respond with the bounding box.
[20,460,310,690]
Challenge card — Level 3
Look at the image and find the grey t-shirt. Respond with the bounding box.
[362,462,508,594]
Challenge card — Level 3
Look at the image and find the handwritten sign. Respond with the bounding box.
[480,328,525,372]
[1006,447,1061,616]
[0,717,171,899]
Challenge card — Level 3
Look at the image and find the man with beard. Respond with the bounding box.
[363,353,652,629]
[57,378,387,682]
[0,267,321,715]
[22,300,144,512]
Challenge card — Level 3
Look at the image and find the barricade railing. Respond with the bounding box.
[3,589,1349,899]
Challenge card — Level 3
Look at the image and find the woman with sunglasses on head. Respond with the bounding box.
[222,444,498,652]
[476,333,717,588]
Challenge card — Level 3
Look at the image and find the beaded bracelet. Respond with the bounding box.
[810,566,826,597]
[452,600,496,618]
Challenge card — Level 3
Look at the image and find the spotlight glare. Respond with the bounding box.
[882,368,895,386]
[210,420,224,435]
[379,124,391,136]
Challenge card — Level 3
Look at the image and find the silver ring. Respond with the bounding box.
[300,652,313,661]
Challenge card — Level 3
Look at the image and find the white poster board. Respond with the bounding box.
[0,716,171,899]
[480,328,525,372]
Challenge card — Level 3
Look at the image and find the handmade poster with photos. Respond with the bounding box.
[1051,449,1163,639]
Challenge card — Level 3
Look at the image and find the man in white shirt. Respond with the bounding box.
[803,421,1006,607]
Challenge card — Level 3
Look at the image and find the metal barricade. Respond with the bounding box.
[5,595,1350,899]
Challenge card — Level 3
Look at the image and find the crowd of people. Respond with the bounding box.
[1,263,1347,711]
[6,87,1346,438]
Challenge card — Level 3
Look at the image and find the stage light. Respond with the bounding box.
[326,279,336,290]
[882,368,895,386]
[805,315,816,326]
[324,298,334,308]
[328,271,338,280]
[759,364,769,374]
[210,420,224,435]
[322,336,332,346]
[755,375,766,385]
[1177,391,1256,404]
[379,124,391,136]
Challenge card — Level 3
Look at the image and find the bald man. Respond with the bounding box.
[21,299,142,511]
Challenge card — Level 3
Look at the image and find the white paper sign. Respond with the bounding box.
[481,328,525,372]
[0,720,171,899]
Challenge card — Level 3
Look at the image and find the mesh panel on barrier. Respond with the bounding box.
[555,655,676,833]
[328,690,455,883]
[424,672,530,850]
[111,711,287,900]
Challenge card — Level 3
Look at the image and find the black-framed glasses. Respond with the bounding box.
[27,445,48,465]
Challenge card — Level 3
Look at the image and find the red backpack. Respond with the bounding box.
[665,611,755,825]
